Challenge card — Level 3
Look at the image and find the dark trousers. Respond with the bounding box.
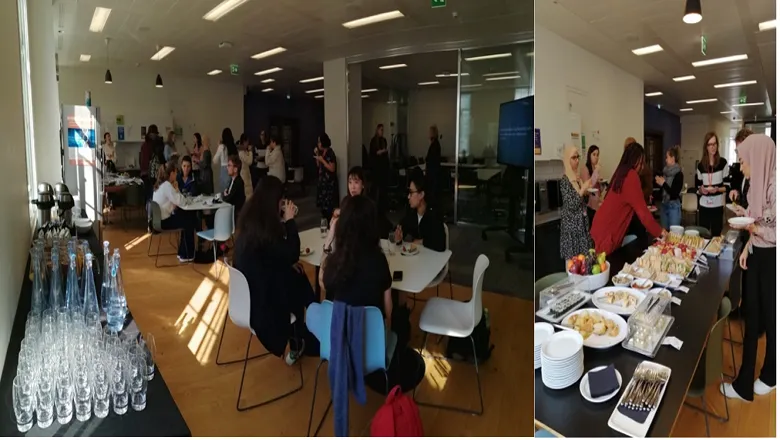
[626,214,649,249]
[699,206,724,237]
[286,271,316,352]
[733,246,777,399]
[160,210,198,259]
[586,207,597,229]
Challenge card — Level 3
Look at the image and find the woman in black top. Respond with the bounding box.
[394,171,446,252]
[370,124,389,213]
[315,133,339,220]
[655,146,684,230]
[695,132,729,236]
[233,175,314,364]
[425,125,442,206]
[321,195,393,328]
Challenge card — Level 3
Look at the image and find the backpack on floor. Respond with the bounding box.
[446,308,494,364]
[371,385,424,437]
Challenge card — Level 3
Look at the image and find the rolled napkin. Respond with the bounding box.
[588,364,619,398]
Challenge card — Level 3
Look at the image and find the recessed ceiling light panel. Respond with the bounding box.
[254,67,283,76]
[150,46,175,61]
[713,80,757,89]
[89,7,111,33]
[632,45,663,56]
[692,54,748,67]
[342,10,404,29]
[673,75,696,82]
[251,47,287,60]
[203,0,249,22]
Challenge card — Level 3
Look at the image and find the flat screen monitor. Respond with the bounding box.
[497,96,533,168]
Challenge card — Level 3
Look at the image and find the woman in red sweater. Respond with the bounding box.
[591,143,666,255]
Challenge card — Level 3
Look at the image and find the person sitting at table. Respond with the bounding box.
[177,155,199,197]
[234,175,314,365]
[152,162,197,262]
[222,155,246,218]
[591,142,665,255]
[394,171,446,252]
[721,133,776,402]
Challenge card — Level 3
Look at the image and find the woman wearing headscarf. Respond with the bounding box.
[559,145,594,261]
[721,134,776,401]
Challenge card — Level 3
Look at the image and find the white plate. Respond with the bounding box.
[559,308,628,350]
[592,287,646,315]
[534,323,555,347]
[629,279,653,292]
[400,246,420,256]
[540,331,584,360]
[607,361,672,438]
[580,365,623,403]
[543,364,584,390]
[728,216,755,229]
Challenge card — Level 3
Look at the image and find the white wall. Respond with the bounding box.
[534,25,644,180]
[0,0,33,375]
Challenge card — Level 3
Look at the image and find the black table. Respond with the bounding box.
[534,240,733,437]
[0,233,191,437]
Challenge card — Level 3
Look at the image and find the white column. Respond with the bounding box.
[26,0,62,186]
[347,63,362,171]
[324,58,349,199]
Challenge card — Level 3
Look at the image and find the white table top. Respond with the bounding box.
[298,227,452,294]
[180,194,231,211]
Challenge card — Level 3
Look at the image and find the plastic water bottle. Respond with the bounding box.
[106,251,127,332]
[100,241,111,313]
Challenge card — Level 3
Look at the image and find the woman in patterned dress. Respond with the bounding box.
[315,132,339,220]
[559,145,594,261]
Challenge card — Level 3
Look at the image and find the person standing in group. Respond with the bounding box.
[696,132,729,236]
[265,136,286,186]
[721,134,776,402]
[370,124,389,213]
[237,134,254,199]
[213,128,237,194]
[591,142,665,255]
[189,132,203,182]
[164,131,178,162]
[729,128,755,205]
[140,124,160,199]
[425,125,442,207]
[250,130,268,190]
[101,132,117,173]
[580,144,601,226]
[655,146,684,230]
[559,145,594,261]
[315,133,338,220]
[198,134,214,195]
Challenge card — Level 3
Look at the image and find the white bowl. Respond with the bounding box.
[73,218,93,234]
[568,261,610,291]
[670,226,685,235]
[684,229,699,237]
[728,217,755,230]
[611,273,633,287]
[630,278,653,292]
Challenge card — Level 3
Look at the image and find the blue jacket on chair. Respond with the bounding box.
[328,301,366,437]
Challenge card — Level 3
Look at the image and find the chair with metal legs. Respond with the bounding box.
[412,223,454,310]
[684,296,731,437]
[304,300,397,437]
[146,201,187,268]
[196,205,234,278]
[215,265,303,412]
[413,254,490,415]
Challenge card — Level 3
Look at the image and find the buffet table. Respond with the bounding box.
[534,239,734,437]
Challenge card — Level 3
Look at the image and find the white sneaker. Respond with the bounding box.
[284,339,305,366]
[720,382,749,401]
[177,256,194,263]
[754,379,776,396]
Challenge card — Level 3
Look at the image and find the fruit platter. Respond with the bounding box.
[566,249,608,276]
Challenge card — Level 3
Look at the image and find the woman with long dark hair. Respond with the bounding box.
[655,146,683,229]
[213,128,237,194]
[580,144,601,225]
[591,142,665,255]
[152,162,197,262]
[315,132,339,220]
[696,131,729,236]
[199,134,214,195]
[233,175,314,365]
[190,132,203,181]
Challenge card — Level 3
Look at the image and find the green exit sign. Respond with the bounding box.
[739,95,747,104]
[431,0,446,8]
[230,64,239,75]
[701,35,707,56]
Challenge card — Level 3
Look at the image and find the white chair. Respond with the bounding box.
[682,192,698,226]
[196,205,234,277]
[425,223,454,299]
[413,254,490,416]
[215,265,303,412]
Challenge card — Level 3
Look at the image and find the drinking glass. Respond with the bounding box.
[85,311,100,330]
[320,218,328,238]
[138,333,157,381]
[121,330,140,350]
[129,354,148,411]
[12,375,35,432]
[36,368,55,429]
[92,360,110,419]
[109,347,129,415]
[55,361,74,424]
[73,357,92,422]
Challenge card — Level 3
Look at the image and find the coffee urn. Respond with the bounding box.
[54,183,75,228]
[33,183,54,228]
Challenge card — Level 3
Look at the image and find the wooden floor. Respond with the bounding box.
[104,226,535,436]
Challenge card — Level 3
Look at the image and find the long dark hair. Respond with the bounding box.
[222,127,238,156]
[193,132,203,149]
[236,176,285,247]
[585,145,599,177]
[323,195,380,289]
[700,131,720,168]
[610,142,646,194]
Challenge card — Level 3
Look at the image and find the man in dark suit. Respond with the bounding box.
[395,171,446,252]
[223,155,245,218]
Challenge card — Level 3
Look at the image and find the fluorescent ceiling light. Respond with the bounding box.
[692,54,747,67]
[361,95,369,98]
[435,73,469,78]
[254,67,283,76]
[305,88,324,94]
[686,98,718,104]
[361,88,378,93]
[379,63,407,70]
[89,7,111,33]
[261,78,275,84]
[203,0,249,22]
[680,108,693,112]
[632,44,663,55]
[251,47,287,60]
[207,69,222,76]
[300,76,323,83]
[79,54,91,62]
[150,46,175,61]
[720,111,734,114]
[483,71,518,77]
[645,92,663,97]
[464,53,512,61]
[261,88,273,93]
[759,19,776,31]
[314,95,324,99]
[485,75,521,81]
[733,102,763,107]
[713,80,757,89]
[342,10,404,29]
[673,75,696,82]
[418,81,439,86]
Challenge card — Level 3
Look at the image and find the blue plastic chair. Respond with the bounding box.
[305,300,397,437]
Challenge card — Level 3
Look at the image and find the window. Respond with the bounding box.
[727,127,738,164]
[459,93,471,157]
[17,0,37,230]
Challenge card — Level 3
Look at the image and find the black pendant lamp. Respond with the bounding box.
[683,0,702,24]
[155,74,163,88]
[104,38,112,84]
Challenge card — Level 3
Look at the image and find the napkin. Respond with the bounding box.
[588,364,619,398]
[662,337,683,350]
[617,405,651,424]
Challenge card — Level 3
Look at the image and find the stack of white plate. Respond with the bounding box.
[534,323,554,369]
[541,331,585,389]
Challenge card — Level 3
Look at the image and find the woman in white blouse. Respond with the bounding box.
[152,162,198,262]
[237,134,254,198]
[101,132,117,173]
[213,128,238,194]
[265,136,286,184]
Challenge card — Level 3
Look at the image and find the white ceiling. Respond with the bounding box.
[537,0,776,121]
[54,0,533,93]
